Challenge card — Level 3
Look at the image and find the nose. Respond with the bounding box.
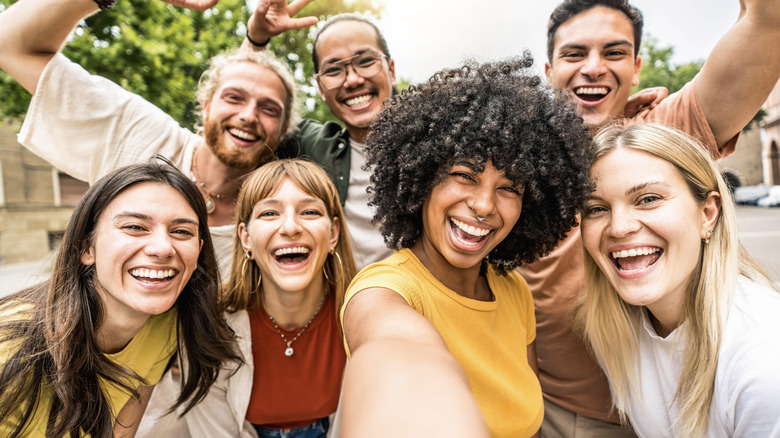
[279,212,303,237]
[606,208,641,238]
[144,230,176,259]
[237,102,258,124]
[470,187,497,221]
[580,53,607,79]
[343,63,366,88]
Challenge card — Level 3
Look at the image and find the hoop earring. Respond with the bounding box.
[322,249,345,286]
[241,250,261,292]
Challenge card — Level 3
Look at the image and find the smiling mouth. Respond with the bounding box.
[274,246,311,265]
[130,268,176,282]
[227,127,261,143]
[344,94,374,108]
[574,86,609,102]
[611,247,662,271]
[450,218,491,246]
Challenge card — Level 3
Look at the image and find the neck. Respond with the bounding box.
[410,242,492,301]
[261,276,329,329]
[346,126,369,144]
[193,146,246,226]
[96,314,149,354]
[646,307,683,338]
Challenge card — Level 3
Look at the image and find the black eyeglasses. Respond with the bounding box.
[316,51,388,90]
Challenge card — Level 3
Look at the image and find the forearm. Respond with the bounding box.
[0,0,99,92]
[339,339,488,438]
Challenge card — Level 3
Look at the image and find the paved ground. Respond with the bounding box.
[1,206,779,298]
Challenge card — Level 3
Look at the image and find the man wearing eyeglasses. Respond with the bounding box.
[247,7,397,269]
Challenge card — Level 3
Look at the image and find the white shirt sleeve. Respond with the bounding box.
[18,54,200,184]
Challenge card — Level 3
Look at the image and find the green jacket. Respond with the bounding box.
[277,119,351,205]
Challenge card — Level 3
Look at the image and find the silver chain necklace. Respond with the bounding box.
[268,292,328,357]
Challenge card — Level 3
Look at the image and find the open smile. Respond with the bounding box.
[610,246,662,273]
[273,246,312,268]
[342,92,375,110]
[573,86,611,104]
[449,217,492,251]
[226,127,262,145]
[129,268,178,285]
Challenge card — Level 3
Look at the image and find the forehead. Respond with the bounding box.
[102,182,197,221]
[553,6,635,53]
[316,21,381,66]
[215,62,288,106]
[592,148,681,189]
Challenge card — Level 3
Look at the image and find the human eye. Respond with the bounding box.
[500,185,522,196]
[450,170,475,182]
[561,51,585,60]
[583,203,607,218]
[224,93,243,103]
[356,54,380,67]
[605,48,629,59]
[302,208,325,217]
[121,223,147,233]
[172,228,197,238]
[321,65,343,77]
[637,194,661,205]
[261,105,281,117]
[257,210,278,219]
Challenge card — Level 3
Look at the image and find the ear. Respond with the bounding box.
[317,77,328,103]
[329,216,341,252]
[238,222,253,257]
[81,240,96,266]
[632,55,642,87]
[203,98,211,119]
[387,58,397,88]
[700,191,721,240]
[544,62,553,83]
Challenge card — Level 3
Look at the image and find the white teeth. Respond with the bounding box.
[227,128,259,141]
[274,247,310,257]
[451,218,491,237]
[611,247,660,259]
[345,94,372,107]
[130,268,175,279]
[575,87,608,95]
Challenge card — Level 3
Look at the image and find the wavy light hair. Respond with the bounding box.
[223,159,357,326]
[577,123,774,437]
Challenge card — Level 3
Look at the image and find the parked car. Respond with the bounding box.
[757,186,780,208]
[734,185,771,205]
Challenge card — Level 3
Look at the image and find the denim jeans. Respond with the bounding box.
[253,417,330,438]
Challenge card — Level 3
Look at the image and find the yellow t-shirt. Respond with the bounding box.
[342,249,543,438]
[0,307,178,437]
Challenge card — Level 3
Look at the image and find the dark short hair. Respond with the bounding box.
[547,0,644,62]
[366,53,593,273]
[312,13,391,73]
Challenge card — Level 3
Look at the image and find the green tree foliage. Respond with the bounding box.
[634,35,765,130]
[0,0,383,129]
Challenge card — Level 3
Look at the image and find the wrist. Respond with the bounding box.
[92,0,116,10]
[246,29,271,48]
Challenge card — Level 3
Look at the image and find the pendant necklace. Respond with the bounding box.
[268,291,328,357]
[191,149,236,214]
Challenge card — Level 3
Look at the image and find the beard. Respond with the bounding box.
[203,117,278,169]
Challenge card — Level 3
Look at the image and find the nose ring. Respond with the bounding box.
[470,201,486,222]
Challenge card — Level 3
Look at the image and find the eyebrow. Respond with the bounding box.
[114,212,199,226]
[624,180,669,196]
[557,39,633,53]
[320,49,377,66]
[257,197,323,206]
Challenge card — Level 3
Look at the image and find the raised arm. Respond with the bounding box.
[340,288,488,438]
[696,0,780,144]
[0,0,218,94]
[242,0,318,51]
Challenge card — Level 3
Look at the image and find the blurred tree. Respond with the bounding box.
[634,35,765,131]
[0,0,384,129]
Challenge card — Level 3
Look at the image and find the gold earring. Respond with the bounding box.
[703,228,714,244]
[241,250,261,292]
[322,249,345,286]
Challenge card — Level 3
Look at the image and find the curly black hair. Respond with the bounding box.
[366,52,593,273]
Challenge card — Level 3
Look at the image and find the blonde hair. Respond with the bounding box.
[223,159,357,327]
[195,47,301,134]
[577,123,774,437]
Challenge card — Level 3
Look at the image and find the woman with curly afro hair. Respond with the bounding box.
[337,53,593,438]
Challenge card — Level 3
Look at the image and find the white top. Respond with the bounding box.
[19,54,235,277]
[342,139,394,270]
[623,276,780,437]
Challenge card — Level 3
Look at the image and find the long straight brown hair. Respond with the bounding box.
[0,162,240,437]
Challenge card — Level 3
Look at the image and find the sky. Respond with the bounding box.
[375,0,740,84]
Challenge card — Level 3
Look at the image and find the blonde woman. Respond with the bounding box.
[579,123,780,437]
[182,159,356,437]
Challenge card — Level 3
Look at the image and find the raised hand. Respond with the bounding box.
[624,86,669,118]
[247,0,319,45]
